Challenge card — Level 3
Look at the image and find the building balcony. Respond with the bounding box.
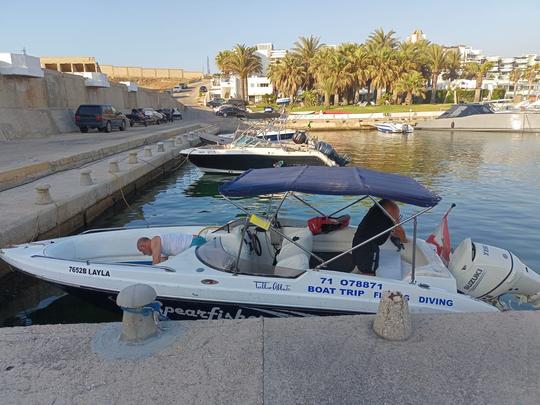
[73,72,110,88]
[0,53,44,77]
[120,81,138,92]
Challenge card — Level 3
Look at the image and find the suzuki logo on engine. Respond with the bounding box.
[463,268,484,291]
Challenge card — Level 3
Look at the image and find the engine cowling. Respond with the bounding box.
[448,238,540,306]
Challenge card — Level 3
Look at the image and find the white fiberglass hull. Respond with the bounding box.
[417,112,540,132]
[0,225,498,320]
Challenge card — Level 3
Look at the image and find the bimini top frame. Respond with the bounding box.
[218,166,441,282]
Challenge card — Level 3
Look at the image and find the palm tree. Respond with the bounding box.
[311,47,352,106]
[367,28,398,49]
[214,44,262,101]
[465,61,494,102]
[395,71,425,104]
[509,68,522,101]
[366,44,398,104]
[292,35,324,90]
[215,50,234,73]
[523,64,539,99]
[425,44,448,104]
[267,54,305,100]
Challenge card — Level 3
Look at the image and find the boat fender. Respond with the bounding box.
[308,215,351,235]
[451,121,455,129]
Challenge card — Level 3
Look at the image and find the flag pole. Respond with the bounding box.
[444,203,456,217]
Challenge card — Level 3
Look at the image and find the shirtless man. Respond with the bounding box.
[136,232,206,265]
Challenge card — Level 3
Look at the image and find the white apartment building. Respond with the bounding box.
[210,43,286,102]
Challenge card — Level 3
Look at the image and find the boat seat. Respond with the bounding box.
[275,253,309,276]
[375,240,403,280]
[276,228,313,262]
[215,227,251,261]
[275,228,313,275]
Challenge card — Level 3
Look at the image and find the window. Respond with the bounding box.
[258,83,269,87]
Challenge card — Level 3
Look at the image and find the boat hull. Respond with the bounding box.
[183,151,333,174]
[62,284,363,320]
[416,112,540,132]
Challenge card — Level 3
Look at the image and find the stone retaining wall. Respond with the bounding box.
[0,70,183,139]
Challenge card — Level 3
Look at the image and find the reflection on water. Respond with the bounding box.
[2,130,540,326]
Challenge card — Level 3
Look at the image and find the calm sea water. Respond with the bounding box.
[2,130,539,326]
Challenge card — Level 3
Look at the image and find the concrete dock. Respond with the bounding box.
[0,121,219,270]
[0,312,539,404]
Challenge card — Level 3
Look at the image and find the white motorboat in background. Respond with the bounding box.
[416,103,540,132]
[181,134,349,174]
[374,122,414,134]
[2,166,539,320]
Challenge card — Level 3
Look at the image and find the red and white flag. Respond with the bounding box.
[426,204,455,265]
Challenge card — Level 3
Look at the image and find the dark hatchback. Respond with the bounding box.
[216,106,248,118]
[75,104,128,133]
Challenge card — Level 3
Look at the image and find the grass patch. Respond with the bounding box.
[251,103,452,114]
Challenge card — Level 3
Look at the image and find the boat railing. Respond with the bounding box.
[79,223,208,235]
[30,254,176,272]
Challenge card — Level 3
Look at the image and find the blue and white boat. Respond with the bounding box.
[2,166,539,320]
[375,122,414,134]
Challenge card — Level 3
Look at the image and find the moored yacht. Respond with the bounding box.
[180,134,349,174]
[416,103,540,132]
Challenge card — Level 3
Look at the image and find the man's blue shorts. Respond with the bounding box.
[190,236,207,247]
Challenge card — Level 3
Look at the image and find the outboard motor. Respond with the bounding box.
[315,141,350,167]
[448,238,540,307]
[292,131,308,144]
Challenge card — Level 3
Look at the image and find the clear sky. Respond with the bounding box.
[1,0,539,72]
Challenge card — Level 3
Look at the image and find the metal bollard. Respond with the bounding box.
[116,284,159,343]
[109,160,120,173]
[372,291,412,341]
[80,169,93,186]
[128,151,138,164]
[144,147,152,157]
[35,183,53,205]
[157,142,165,152]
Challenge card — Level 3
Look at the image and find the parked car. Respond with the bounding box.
[126,109,148,127]
[75,104,128,133]
[263,106,275,113]
[172,86,182,93]
[207,98,225,108]
[181,83,188,89]
[172,108,183,120]
[216,106,248,118]
[142,108,166,124]
[157,108,174,123]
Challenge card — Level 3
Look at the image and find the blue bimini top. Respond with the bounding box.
[218,166,441,207]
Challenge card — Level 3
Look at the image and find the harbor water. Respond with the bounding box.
[1,130,539,326]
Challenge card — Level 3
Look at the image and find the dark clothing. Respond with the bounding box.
[352,204,394,274]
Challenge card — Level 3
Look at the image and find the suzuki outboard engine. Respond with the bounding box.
[315,141,350,167]
[448,238,540,307]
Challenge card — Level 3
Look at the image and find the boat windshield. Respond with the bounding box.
[231,134,272,147]
[437,104,494,119]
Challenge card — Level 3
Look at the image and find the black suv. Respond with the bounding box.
[75,104,128,133]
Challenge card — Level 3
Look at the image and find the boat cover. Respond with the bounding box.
[219,166,441,207]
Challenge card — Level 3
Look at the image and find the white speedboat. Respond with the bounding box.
[180,134,349,174]
[217,129,299,144]
[416,103,540,132]
[2,166,539,320]
[374,122,414,134]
